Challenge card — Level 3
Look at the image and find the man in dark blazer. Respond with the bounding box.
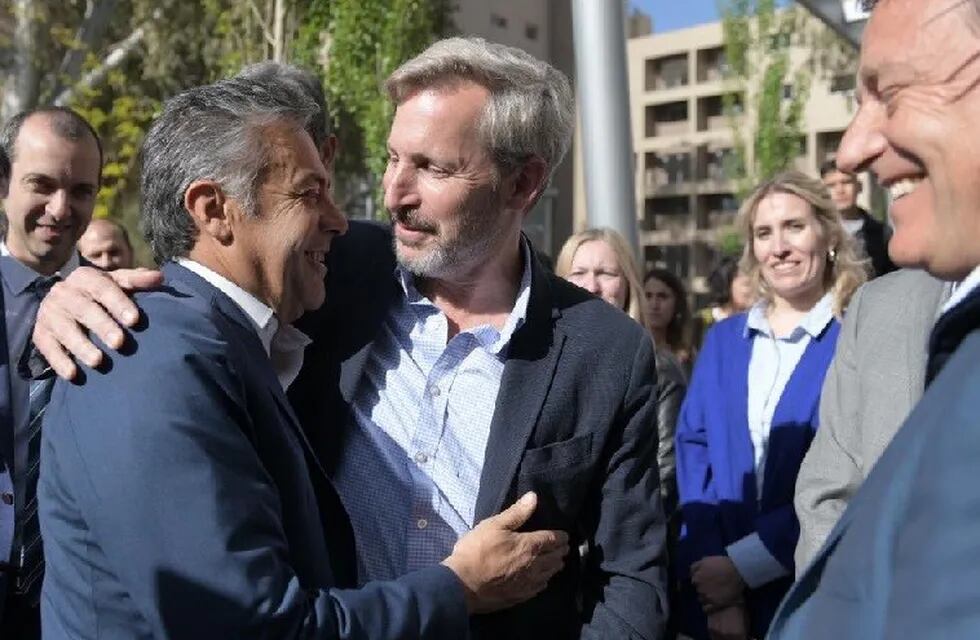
[32,40,668,639]
[38,76,568,639]
[768,0,980,636]
[0,107,102,638]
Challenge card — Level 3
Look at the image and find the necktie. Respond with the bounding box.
[925,285,980,387]
[16,274,59,603]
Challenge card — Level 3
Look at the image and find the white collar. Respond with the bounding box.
[176,258,279,354]
[941,264,980,317]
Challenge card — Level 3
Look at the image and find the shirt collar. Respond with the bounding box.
[0,240,82,295]
[394,238,534,355]
[177,258,280,355]
[744,291,834,340]
[942,264,980,317]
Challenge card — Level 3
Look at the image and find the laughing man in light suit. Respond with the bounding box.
[769,0,980,636]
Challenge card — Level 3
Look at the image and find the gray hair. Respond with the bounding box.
[236,61,331,148]
[139,77,316,263]
[384,37,574,182]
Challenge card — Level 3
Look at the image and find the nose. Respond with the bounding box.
[771,230,790,257]
[320,192,348,237]
[581,273,600,294]
[836,100,887,176]
[46,189,70,220]
[382,161,420,214]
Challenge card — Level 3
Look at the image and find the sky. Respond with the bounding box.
[630,0,792,33]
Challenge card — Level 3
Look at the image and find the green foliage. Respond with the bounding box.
[303,0,454,214]
[720,0,812,197]
[716,226,744,258]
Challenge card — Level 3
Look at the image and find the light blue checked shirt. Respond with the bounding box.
[333,242,533,583]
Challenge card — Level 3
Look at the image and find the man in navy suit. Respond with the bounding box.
[34,39,668,639]
[766,0,980,637]
[38,76,568,639]
[0,107,101,639]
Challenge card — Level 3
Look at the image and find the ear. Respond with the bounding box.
[184,180,233,244]
[320,134,339,171]
[502,156,548,215]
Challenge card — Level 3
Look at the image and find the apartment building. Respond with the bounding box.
[627,15,862,300]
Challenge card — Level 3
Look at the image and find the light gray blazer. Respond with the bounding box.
[793,269,950,572]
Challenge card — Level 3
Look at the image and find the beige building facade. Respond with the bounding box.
[625,15,862,299]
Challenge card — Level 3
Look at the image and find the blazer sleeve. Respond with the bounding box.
[654,352,686,518]
[675,326,727,564]
[793,284,867,573]
[46,307,467,640]
[581,332,669,640]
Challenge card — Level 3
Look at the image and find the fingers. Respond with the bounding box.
[108,267,164,294]
[32,322,78,380]
[517,528,569,554]
[488,491,538,531]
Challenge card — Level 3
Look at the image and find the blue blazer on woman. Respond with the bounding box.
[674,312,840,639]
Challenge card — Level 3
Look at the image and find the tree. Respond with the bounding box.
[720,0,812,196]
[294,0,454,217]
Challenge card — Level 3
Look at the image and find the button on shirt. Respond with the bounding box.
[177,259,311,390]
[0,242,81,555]
[726,292,834,589]
[336,243,533,583]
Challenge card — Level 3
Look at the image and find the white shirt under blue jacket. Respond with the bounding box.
[675,294,840,640]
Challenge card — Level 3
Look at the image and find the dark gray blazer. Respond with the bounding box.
[291,221,669,639]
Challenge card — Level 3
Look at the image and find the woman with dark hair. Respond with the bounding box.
[644,268,694,374]
[692,257,756,350]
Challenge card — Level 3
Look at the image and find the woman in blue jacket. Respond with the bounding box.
[675,171,867,640]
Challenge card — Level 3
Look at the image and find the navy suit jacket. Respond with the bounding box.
[675,314,839,639]
[38,263,468,639]
[768,329,980,639]
[290,222,669,639]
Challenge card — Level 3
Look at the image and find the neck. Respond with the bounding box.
[187,244,278,316]
[416,236,524,338]
[650,326,668,347]
[4,238,69,276]
[766,287,826,336]
[839,205,863,221]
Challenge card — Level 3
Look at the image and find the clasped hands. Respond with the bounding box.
[691,555,749,640]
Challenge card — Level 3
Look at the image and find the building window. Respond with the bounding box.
[491,13,508,28]
[526,23,538,40]
[830,73,856,93]
[782,84,794,99]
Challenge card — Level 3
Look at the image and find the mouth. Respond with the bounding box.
[884,176,923,202]
[770,261,799,274]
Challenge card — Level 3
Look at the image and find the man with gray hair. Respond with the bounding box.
[37,75,569,639]
[33,38,668,638]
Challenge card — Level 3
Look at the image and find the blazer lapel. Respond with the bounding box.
[474,260,564,522]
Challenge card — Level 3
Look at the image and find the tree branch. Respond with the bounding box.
[246,0,276,47]
[51,0,119,100]
[52,25,145,107]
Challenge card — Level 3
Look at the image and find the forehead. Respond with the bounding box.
[11,115,101,180]
[260,122,326,183]
[573,239,618,263]
[753,191,814,224]
[84,221,125,242]
[388,83,489,148]
[822,170,856,183]
[860,0,978,84]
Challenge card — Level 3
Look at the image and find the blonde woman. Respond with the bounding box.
[675,171,866,640]
[557,227,686,518]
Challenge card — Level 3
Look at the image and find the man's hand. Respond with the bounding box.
[706,603,749,640]
[691,555,745,613]
[33,266,163,379]
[442,492,569,614]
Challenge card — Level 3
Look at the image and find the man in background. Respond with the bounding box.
[76,218,134,271]
[0,106,101,639]
[820,158,895,278]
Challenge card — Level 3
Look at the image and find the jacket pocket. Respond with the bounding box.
[518,432,594,476]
